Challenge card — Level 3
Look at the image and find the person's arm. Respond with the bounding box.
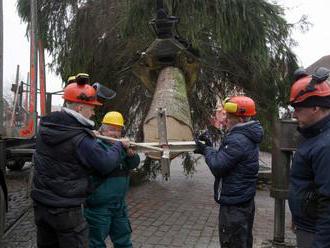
[76,136,124,176]
[203,135,246,177]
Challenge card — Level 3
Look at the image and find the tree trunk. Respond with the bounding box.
[143,66,193,159]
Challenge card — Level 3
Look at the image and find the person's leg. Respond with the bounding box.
[247,200,255,248]
[34,204,59,248]
[84,207,111,248]
[219,200,254,248]
[109,204,132,248]
[296,229,315,248]
[219,205,232,248]
[48,206,89,248]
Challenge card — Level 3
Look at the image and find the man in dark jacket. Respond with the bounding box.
[195,95,263,248]
[32,77,129,248]
[84,111,140,248]
[288,67,330,248]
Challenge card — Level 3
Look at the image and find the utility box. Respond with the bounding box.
[270,119,303,245]
[270,119,301,199]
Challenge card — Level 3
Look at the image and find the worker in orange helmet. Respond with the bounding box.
[32,73,129,248]
[288,67,330,248]
[195,95,263,248]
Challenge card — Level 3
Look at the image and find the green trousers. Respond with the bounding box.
[84,202,132,248]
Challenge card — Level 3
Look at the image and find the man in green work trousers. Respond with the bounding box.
[84,111,140,248]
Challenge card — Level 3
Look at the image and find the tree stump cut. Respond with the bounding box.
[143,66,194,159]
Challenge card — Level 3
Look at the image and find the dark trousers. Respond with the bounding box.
[296,229,315,248]
[34,203,88,248]
[84,203,132,248]
[219,199,255,248]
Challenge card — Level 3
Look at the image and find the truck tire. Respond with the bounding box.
[6,159,25,171]
[0,185,5,239]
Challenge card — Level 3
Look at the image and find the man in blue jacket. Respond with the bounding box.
[195,95,263,248]
[32,76,129,248]
[84,111,140,248]
[288,67,330,248]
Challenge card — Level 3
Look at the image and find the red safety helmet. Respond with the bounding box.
[224,96,256,117]
[290,67,330,105]
[63,83,102,106]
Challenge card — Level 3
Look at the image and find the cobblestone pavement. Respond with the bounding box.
[0,154,296,248]
[0,164,34,248]
[4,165,32,230]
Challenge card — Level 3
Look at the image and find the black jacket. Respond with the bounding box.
[204,121,263,205]
[289,114,330,247]
[32,111,123,207]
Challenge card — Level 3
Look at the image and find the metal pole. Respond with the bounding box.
[10,65,20,127]
[38,39,46,116]
[30,0,38,132]
[0,0,3,136]
[95,134,164,152]
[18,82,23,109]
[45,92,52,115]
[157,108,170,179]
[24,72,29,122]
[274,199,286,244]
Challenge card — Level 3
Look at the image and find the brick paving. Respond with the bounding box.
[0,154,296,248]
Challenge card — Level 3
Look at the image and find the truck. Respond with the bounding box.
[0,64,41,239]
[0,0,41,238]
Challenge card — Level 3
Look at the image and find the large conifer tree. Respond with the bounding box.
[17,0,301,147]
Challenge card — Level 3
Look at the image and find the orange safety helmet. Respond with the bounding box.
[290,67,330,105]
[224,96,256,117]
[63,83,102,106]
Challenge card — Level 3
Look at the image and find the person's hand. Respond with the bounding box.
[198,132,212,147]
[119,138,130,149]
[92,130,101,137]
[193,132,212,155]
[127,148,136,157]
[89,130,100,138]
[194,137,207,155]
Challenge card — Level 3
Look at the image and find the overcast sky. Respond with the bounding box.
[276,0,330,66]
[3,0,330,105]
[3,0,63,105]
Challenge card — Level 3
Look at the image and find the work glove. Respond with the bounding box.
[193,132,212,155]
[198,132,213,147]
[194,138,207,155]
